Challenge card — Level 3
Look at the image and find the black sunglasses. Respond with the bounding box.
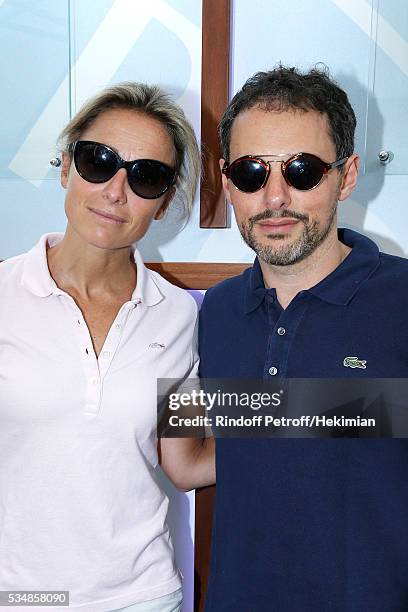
[222,152,348,193]
[72,140,176,199]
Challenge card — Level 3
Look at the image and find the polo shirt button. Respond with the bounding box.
[101,351,110,358]
[90,377,98,385]
[268,366,278,376]
[277,327,286,336]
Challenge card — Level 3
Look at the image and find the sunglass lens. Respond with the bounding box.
[229,159,267,193]
[128,160,174,199]
[285,154,324,190]
[74,142,118,183]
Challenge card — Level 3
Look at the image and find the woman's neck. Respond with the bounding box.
[46,226,137,299]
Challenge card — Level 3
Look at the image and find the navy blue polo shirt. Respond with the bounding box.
[199,229,408,612]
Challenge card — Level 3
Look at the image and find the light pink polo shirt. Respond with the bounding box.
[0,234,198,611]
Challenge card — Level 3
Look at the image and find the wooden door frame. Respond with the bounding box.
[200,0,231,229]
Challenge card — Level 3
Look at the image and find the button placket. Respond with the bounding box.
[264,294,309,379]
[82,327,101,416]
[97,299,142,381]
[264,293,286,378]
[60,295,143,415]
[266,318,290,378]
[58,294,101,415]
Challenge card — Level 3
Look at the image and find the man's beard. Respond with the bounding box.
[239,202,338,266]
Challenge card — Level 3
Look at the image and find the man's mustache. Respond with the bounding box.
[248,209,309,226]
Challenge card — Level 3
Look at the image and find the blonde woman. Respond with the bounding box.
[0,83,214,612]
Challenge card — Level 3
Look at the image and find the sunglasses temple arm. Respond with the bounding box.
[330,157,348,170]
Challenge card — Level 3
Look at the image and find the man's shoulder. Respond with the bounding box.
[376,251,408,286]
[379,250,408,272]
[356,250,408,312]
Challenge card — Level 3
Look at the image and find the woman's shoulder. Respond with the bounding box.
[0,252,27,285]
[147,267,198,313]
[0,255,29,320]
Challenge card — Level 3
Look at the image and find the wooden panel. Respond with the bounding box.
[0,259,249,289]
[200,0,231,228]
[194,486,216,612]
[146,262,250,289]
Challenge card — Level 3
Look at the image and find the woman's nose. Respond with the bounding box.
[101,168,128,204]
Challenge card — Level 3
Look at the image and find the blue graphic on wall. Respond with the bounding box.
[0,0,202,260]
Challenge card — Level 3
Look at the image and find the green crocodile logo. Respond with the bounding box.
[343,356,367,369]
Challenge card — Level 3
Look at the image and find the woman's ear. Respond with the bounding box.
[60,152,72,189]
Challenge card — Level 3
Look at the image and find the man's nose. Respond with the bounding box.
[261,162,291,210]
[101,168,128,204]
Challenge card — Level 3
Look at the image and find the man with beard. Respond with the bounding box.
[199,66,408,611]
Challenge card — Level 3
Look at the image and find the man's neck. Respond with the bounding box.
[259,231,351,309]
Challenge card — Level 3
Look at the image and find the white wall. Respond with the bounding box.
[206,0,408,260]
[2,1,406,262]
[145,0,408,262]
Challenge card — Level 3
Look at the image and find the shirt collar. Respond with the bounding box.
[130,247,164,306]
[21,233,164,307]
[21,233,63,297]
[244,229,381,313]
[244,257,268,314]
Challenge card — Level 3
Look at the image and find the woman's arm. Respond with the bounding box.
[158,436,215,491]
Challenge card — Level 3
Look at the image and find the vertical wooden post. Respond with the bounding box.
[194,486,216,611]
[200,0,231,228]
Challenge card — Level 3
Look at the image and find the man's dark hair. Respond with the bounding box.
[219,65,356,162]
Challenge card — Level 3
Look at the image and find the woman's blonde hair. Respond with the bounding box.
[57,82,200,219]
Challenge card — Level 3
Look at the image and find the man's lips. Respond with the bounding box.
[257,218,300,231]
[88,207,126,224]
